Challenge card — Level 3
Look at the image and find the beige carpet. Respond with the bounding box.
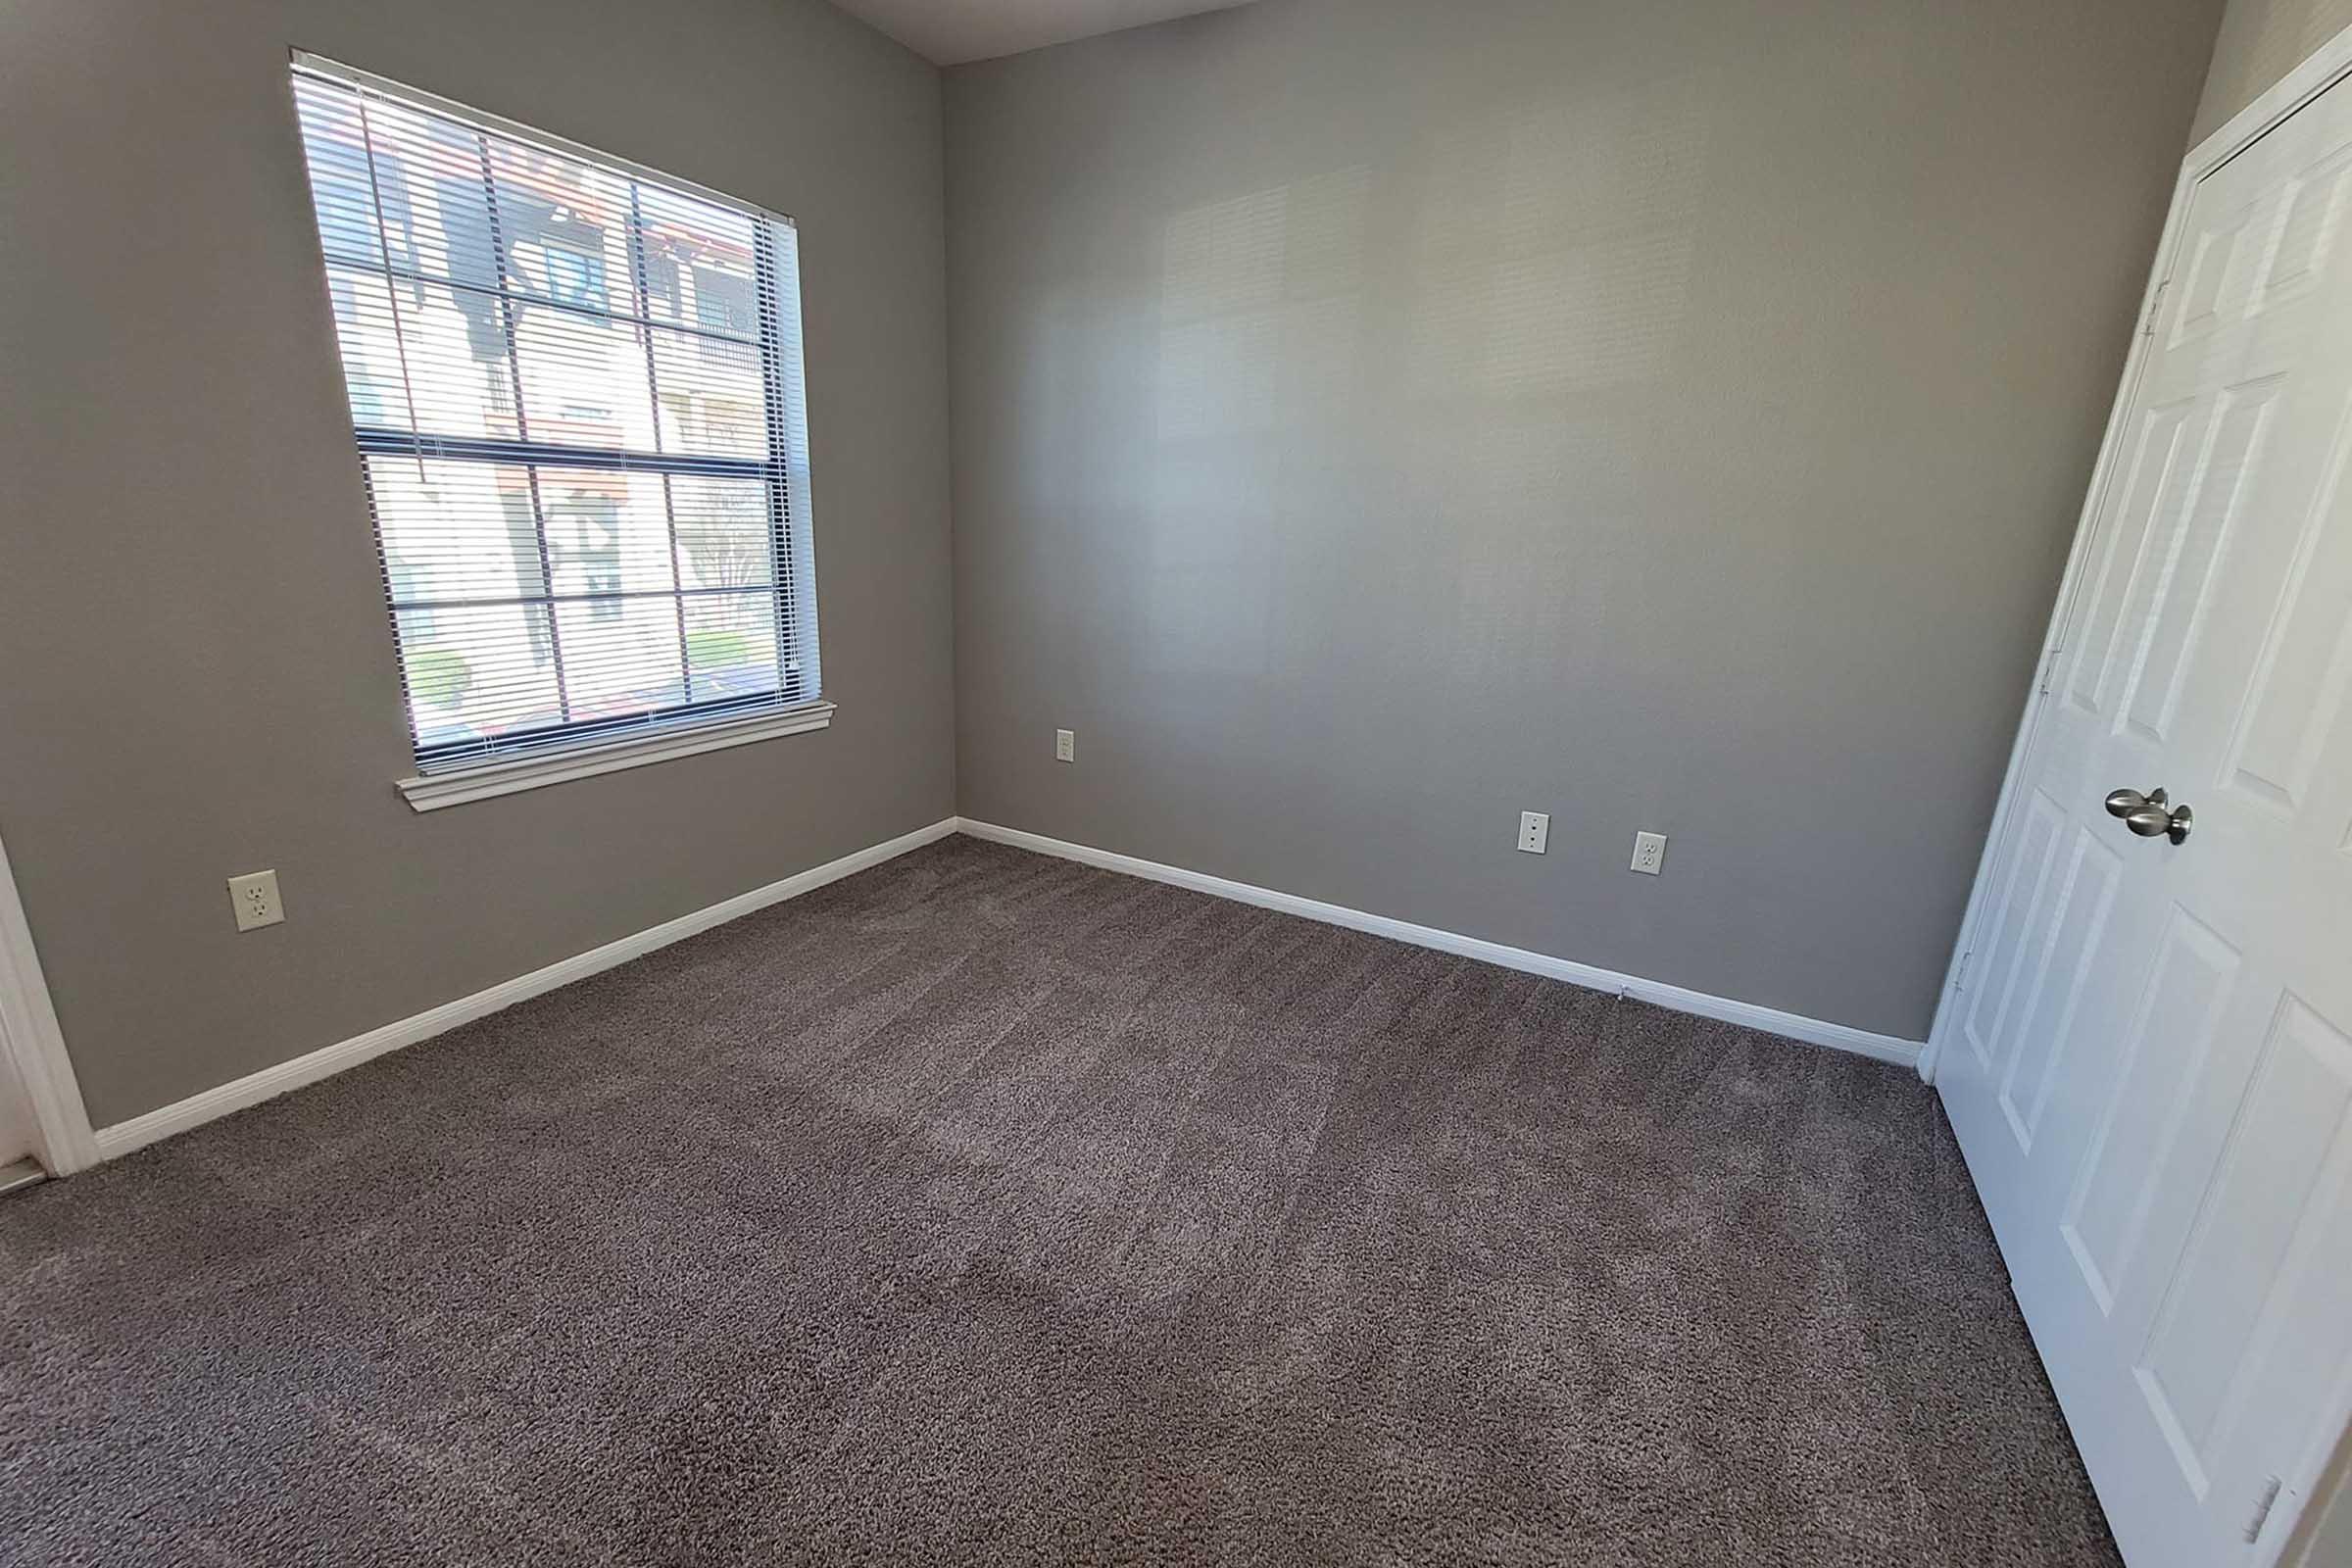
[0,835,2117,1565]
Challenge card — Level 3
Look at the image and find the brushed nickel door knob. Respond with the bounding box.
[2109,788,2192,845]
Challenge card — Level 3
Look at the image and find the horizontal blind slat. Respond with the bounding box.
[291,61,815,773]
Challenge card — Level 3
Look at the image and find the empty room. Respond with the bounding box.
[5,0,2352,1562]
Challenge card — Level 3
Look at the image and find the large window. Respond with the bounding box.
[290,55,821,792]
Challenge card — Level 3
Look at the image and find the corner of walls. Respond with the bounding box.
[2190,0,2352,143]
[931,0,2224,1047]
[0,0,960,1132]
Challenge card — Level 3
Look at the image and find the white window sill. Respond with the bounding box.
[396,701,835,812]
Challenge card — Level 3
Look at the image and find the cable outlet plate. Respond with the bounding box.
[1517,811,1549,854]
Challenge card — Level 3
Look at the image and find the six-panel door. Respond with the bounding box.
[1938,76,2352,1568]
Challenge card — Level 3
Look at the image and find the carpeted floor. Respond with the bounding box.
[0,835,2118,1566]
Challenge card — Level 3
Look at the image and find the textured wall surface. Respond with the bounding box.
[0,0,954,1124]
[2193,0,2352,138]
[946,0,2222,1041]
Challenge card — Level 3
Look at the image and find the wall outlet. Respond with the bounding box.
[1517,811,1549,855]
[1054,727,1075,763]
[227,869,284,931]
[1630,831,1667,876]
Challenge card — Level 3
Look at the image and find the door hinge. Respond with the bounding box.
[2144,278,2171,338]
[2038,643,2064,697]
[2244,1475,2283,1544]
[1951,948,1974,994]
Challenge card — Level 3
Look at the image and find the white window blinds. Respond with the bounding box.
[289,54,819,774]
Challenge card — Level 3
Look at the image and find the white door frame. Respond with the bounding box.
[0,825,97,1175]
[1920,24,2352,1559]
[1922,21,2352,1086]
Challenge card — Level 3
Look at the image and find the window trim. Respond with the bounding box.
[292,51,826,805]
[397,699,834,811]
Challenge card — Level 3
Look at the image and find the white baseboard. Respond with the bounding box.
[92,809,1918,1161]
[92,817,959,1159]
[955,817,1924,1070]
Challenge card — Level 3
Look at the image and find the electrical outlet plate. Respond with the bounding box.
[1517,811,1549,854]
[1630,832,1667,876]
[1054,728,1075,763]
[227,869,284,932]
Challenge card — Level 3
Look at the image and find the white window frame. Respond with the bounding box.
[290,52,829,811]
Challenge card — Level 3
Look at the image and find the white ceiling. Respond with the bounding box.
[830,0,1258,66]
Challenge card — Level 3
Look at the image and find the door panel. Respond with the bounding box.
[2058,907,2241,1318]
[2136,996,2352,1483]
[1963,790,2067,1077]
[2068,400,2197,718]
[2119,377,2281,747]
[1995,825,2125,1154]
[1940,73,2352,1568]
[2250,143,2352,316]
[2220,395,2352,814]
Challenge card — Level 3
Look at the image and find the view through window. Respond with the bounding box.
[290,56,819,773]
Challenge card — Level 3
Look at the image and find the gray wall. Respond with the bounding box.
[946,0,2221,1041]
[2193,0,2352,139]
[0,0,954,1126]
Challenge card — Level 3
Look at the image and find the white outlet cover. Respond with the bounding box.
[1517,811,1549,854]
[1054,728,1075,762]
[227,869,284,932]
[1631,831,1667,876]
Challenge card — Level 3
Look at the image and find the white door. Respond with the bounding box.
[1938,71,2352,1568]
